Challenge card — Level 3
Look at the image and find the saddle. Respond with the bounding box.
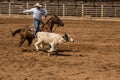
[28,23,45,32]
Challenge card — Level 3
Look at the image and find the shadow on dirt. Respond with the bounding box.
[21,48,73,56]
[52,50,73,56]
[52,53,72,56]
[40,49,73,56]
[57,49,72,52]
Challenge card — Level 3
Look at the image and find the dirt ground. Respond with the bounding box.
[0,17,120,80]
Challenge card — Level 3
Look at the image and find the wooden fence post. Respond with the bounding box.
[44,3,47,9]
[63,4,65,17]
[9,2,11,16]
[101,4,104,18]
[0,8,2,15]
[115,7,117,17]
[26,3,29,17]
[82,4,84,17]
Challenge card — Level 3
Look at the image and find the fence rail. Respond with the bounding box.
[0,2,120,18]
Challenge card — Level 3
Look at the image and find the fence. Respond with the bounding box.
[0,2,120,18]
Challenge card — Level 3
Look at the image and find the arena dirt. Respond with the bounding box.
[0,17,120,80]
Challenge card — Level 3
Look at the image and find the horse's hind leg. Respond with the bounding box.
[26,38,33,51]
[19,38,26,47]
[27,38,33,46]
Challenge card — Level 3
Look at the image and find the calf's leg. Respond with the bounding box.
[34,40,42,51]
[47,43,55,52]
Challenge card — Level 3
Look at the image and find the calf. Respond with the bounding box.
[34,32,74,53]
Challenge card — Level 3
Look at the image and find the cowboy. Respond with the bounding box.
[22,3,48,38]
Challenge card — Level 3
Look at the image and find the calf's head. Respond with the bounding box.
[63,33,74,42]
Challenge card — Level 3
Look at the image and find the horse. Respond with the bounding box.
[11,15,64,47]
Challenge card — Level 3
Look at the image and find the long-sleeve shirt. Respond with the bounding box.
[22,8,48,20]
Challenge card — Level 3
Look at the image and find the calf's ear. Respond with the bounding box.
[62,33,69,41]
[64,33,68,37]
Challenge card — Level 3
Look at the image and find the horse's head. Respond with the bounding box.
[51,15,64,27]
[44,15,64,32]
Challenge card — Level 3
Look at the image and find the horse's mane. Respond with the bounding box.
[46,15,58,24]
[46,16,53,24]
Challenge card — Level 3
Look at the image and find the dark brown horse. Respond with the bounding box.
[11,15,64,47]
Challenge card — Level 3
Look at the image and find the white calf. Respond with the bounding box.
[34,32,74,52]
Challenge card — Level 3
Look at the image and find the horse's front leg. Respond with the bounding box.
[40,24,45,31]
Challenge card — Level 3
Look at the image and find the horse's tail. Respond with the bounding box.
[10,28,21,37]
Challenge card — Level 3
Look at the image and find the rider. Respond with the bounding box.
[22,3,48,38]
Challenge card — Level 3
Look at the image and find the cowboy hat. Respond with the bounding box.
[34,3,42,7]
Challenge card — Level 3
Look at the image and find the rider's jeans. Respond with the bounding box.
[34,19,40,38]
